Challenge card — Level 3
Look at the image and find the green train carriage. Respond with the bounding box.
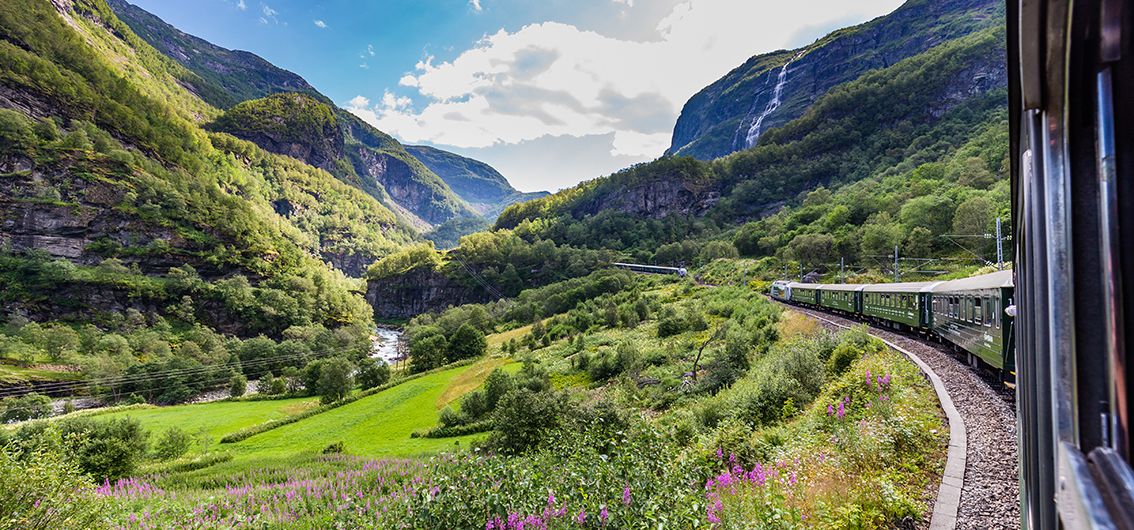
[929,271,1015,374]
[786,282,821,305]
[861,281,937,329]
[818,284,864,314]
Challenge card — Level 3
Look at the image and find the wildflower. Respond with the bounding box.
[866,368,872,387]
[836,400,845,419]
[715,447,723,460]
[576,509,586,524]
[600,505,609,525]
[827,404,834,416]
[622,485,631,505]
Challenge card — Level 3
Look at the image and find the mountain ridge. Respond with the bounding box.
[667,0,1003,160]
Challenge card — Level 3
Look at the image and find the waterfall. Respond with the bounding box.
[742,53,802,148]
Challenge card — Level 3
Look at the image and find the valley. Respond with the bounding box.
[0,0,1017,528]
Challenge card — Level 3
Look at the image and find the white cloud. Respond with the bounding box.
[469,0,482,12]
[612,0,634,7]
[236,0,246,11]
[259,3,279,24]
[349,0,904,188]
[313,19,326,28]
[367,44,376,56]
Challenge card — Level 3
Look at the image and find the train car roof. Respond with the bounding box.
[861,281,941,293]
[786,282,824,289]
[931,270,1014,292]
[819,283,868,292]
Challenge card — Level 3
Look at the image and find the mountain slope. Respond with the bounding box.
[0,0,409,338]
[404,145,548,218]
[499,24,1007,230]
[106,0,320,109]
[107,0,483,229]
[667,0,1003,160]
[209,93,478,227]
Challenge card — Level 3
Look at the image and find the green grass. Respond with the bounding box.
[99,396,320,446]
[229,364,483,458]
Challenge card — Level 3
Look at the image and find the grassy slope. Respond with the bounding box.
[231,365,483,457]
[99,396,320,443]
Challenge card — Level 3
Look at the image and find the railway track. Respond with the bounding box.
[778,302,1019,530]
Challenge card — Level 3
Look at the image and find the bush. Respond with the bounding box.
[15,417,150,481]
[356,358,391,389]
[828,327,885,376]
[229,373,247,397]
[0,430,104,530]
[322,441,345,454]
[2,393,52,422]
[488,388,567,455]
[153,426,191,461]
[447,324,486,362]
[317,357,354,404]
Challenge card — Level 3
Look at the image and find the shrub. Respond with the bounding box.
[316,357,354,404]
[447,324,486,362]
[322,441,345,454]
[229,373,247,397]
[2,393,52,422]
[488,388,567,455]
[0,430,104,530]
[153,426,192,461]
[828,327,885,376]
[356,358,391,389]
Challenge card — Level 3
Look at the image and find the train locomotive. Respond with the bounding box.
[770,270,1016,383]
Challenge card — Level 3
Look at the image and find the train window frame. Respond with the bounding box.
[974,297,983,325]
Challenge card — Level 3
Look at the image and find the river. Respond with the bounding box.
[371,327,404,365]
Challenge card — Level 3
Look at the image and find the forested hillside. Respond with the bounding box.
[106,0,524,232]
[0,0,406,394]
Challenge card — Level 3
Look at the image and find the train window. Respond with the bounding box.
[974,297,983,325]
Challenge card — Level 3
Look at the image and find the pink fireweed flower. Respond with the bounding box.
[836,400,845,419]
[622,485,631,505]
[866,368,872,387]
[827,404,834,416]
[715,447,723,460]
[600,506,609,525]
[576,509,586,524]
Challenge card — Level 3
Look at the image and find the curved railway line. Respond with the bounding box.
[777,301,1018,530]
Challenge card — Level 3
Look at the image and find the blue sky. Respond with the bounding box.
[130,0,904,192]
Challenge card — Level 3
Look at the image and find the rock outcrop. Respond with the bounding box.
[366,268,492,320]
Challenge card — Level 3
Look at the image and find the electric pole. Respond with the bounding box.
[840,257,845,284]
[894,245,900,281]
[995,217,1003,271]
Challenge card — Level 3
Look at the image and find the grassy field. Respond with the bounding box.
[0,357,82,385]
[229,364,484,458]
[89,356,513,473]
[99,396,321,447]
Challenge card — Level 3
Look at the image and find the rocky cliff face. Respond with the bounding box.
[366,268,492,320]
[667,0,1004,160]
[1,154,199,274]
[573,178,720,219]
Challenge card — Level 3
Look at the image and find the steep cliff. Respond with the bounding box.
[667,0,1004,160]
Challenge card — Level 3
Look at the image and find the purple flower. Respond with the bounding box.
[827,404,834,416]
[622,485,631,505]
[715,447,723,460]
[837,401,845,419]
[866,368,872,387]
[575,509,586,524]
[600,506,609,525]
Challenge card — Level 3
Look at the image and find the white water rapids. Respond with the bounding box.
[371,327,404,365]
[743,53,803,148]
